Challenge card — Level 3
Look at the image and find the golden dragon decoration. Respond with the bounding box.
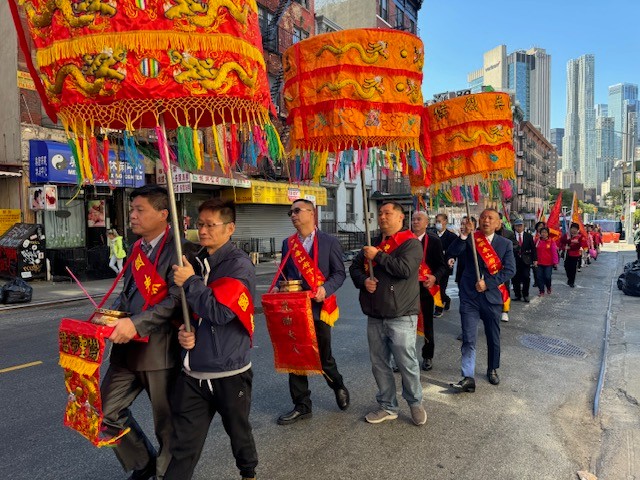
[19,0,116,28]
[317,77,384,99]
[316,41,389,64]
[164,0,250,27]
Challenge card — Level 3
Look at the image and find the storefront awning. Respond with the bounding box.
[29,140,144,187]
[221,179,327,206]
[0,171,22,178]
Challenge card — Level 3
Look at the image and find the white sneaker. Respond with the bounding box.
[365,408,398,424]
[410,405,427,426]
[501,312,509,322]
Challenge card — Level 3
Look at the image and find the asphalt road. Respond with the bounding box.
[0,254,618,480]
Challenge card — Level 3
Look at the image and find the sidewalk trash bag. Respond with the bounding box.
[623,260,640,273]
[617,273,626,291]
[1,277,33,304]
[622,268,640,297]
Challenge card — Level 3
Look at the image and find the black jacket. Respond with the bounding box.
[349,230,423,319]
[181,241,256,374]
[513,231,537,266]
[420,233,447,299]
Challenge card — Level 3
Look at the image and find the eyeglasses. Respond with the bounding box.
[195,221,232,230]
[287,208,313,217]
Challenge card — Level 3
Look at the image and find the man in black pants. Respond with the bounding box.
[411,211,447,371]
[512,219,536,302]
[276,199,349,425]
[167,199,258,480]
[433,213,458,317]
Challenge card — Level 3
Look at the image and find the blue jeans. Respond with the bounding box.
[535,265,553,293]
[367,315,423,413]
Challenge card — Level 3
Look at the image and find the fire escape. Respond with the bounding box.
[263,0,292,117]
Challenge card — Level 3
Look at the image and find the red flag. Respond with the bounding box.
[547,191,563,241]
[571,191,587,238]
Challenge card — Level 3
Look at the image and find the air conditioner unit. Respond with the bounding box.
[516,151,524,157]
[517,188,524,195]
[517,131,524,137]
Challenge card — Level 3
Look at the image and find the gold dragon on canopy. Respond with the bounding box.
[164,0,251,27]
[45,47,127,97]
[317,76,384,100]
[316,40,389,64]
[447,124,512,145]
[19,0,116,28]
[169,50,257,94]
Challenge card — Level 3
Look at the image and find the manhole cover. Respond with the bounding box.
[518,334,588,358]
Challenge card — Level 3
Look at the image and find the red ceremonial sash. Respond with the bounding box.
[130,233,169,310]
[417,234,443,309]
[206,277,255,344]
[473,231,510,311]
[288,233,339,326]
[364,229,416,274]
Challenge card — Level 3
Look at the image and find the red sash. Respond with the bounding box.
[417,234,443,309]
[288,233,339,326]
[206,277,255,344]
[473,231,510,311]
[130,233,169,310]
[364,229,416,274]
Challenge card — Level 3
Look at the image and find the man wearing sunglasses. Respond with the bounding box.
[276,199,349,425]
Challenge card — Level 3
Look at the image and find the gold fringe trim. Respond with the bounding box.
[59,352,100,376]
[275,367,323,376]
[319,308,339,327]
[37,32,266,69]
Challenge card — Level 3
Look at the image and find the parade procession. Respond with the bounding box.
[1,1,640,480]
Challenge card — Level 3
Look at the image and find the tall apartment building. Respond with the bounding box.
[315,0,419,32]
[562,54,596,189]
[467,45,551,140]
[595,116,615,193]
[608,82,638,159]
[550,127,564,172]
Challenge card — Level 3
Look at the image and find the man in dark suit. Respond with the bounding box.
[433,213,458,317]
[410,211,447,371]
[512,218,536,302]
[276,199,349,425]
[100,185,195,480]
[447,208,516,392]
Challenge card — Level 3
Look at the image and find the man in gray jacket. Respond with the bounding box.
[350,201,427,426]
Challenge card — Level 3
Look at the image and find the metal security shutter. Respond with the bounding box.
[234,204,292,254]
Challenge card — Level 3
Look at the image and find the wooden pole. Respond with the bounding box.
[159,115,192,332]
[463,177,482,282]
[360,168,374,278]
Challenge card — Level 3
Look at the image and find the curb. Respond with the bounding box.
[0,294,101,311]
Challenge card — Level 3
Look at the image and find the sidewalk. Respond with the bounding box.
[0,260,280,311]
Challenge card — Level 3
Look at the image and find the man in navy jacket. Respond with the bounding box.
[167,199,258,480]
[276,199,349,425]
[447,208,516,392]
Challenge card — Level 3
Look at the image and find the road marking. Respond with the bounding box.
[0,361,43,374]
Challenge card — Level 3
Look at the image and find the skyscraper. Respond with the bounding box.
[467,45,551,139]
[563,54,596,189]
[608,83,638,158]
[595,116,615,193]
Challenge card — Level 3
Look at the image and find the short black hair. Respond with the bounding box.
[199,198,236,223]
[539,227,549,234]
[436,213,448,221]
[291,199,315,209]
[535,221,546,230]
[379,201,404,213]
[570,222,580,230]
[130,185,169,212]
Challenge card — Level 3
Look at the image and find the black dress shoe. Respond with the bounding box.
[421,358,433,371]
[512,296,521,301]
[444,299,451,311]
[277,408,312,425]
[487,369,500,385]
[334,387,350,410]
[449,377,475,393]
[433,308,443,318]
[523,296,530,303]
[127,458,156,480]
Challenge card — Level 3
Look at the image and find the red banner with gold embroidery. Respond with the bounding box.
[206,277,254,343]
[427,92,515,185]
[261,291,322,375]
[59,318,130,447]
[130,243,168,309]
[417,235,443,308]
[473,231,510,310]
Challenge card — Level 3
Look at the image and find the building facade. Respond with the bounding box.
[467,45,551,140]
[608,82,638,159]
[595,116,615,194]
[562,54,596,189]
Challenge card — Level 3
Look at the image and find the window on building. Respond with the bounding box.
[346,187,355,223]
[293,26,309,44]
[396,9,404,28]
[408,18,416,34]
[294,0,309,9]
[379,0,388,21]
[258,6,278,51]
[45,199,86,248]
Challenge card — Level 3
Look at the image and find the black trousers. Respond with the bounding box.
[512,263,531,298]
[636,244,640,260]
[165,370,257,480]
[288,319,344,413]
[565,255,580,285]
[100,364,178,476]
[420,291,435,360]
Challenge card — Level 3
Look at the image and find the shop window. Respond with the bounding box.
[45,199,86,248]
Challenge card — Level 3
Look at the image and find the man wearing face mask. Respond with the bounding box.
[433,214,458,318]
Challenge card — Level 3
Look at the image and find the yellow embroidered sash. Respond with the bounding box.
[364,229,416,274]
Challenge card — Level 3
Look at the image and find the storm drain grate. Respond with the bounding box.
[518,334,588,358]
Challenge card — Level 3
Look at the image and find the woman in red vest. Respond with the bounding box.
[560,223,588,288]
[534,227,559,296]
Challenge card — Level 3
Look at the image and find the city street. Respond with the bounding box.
[1,246,638,479]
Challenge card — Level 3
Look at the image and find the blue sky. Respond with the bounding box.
[418,0,640,129]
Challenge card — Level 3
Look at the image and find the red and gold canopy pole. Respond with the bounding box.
[282,28,430,279]
[426,92,516,282]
